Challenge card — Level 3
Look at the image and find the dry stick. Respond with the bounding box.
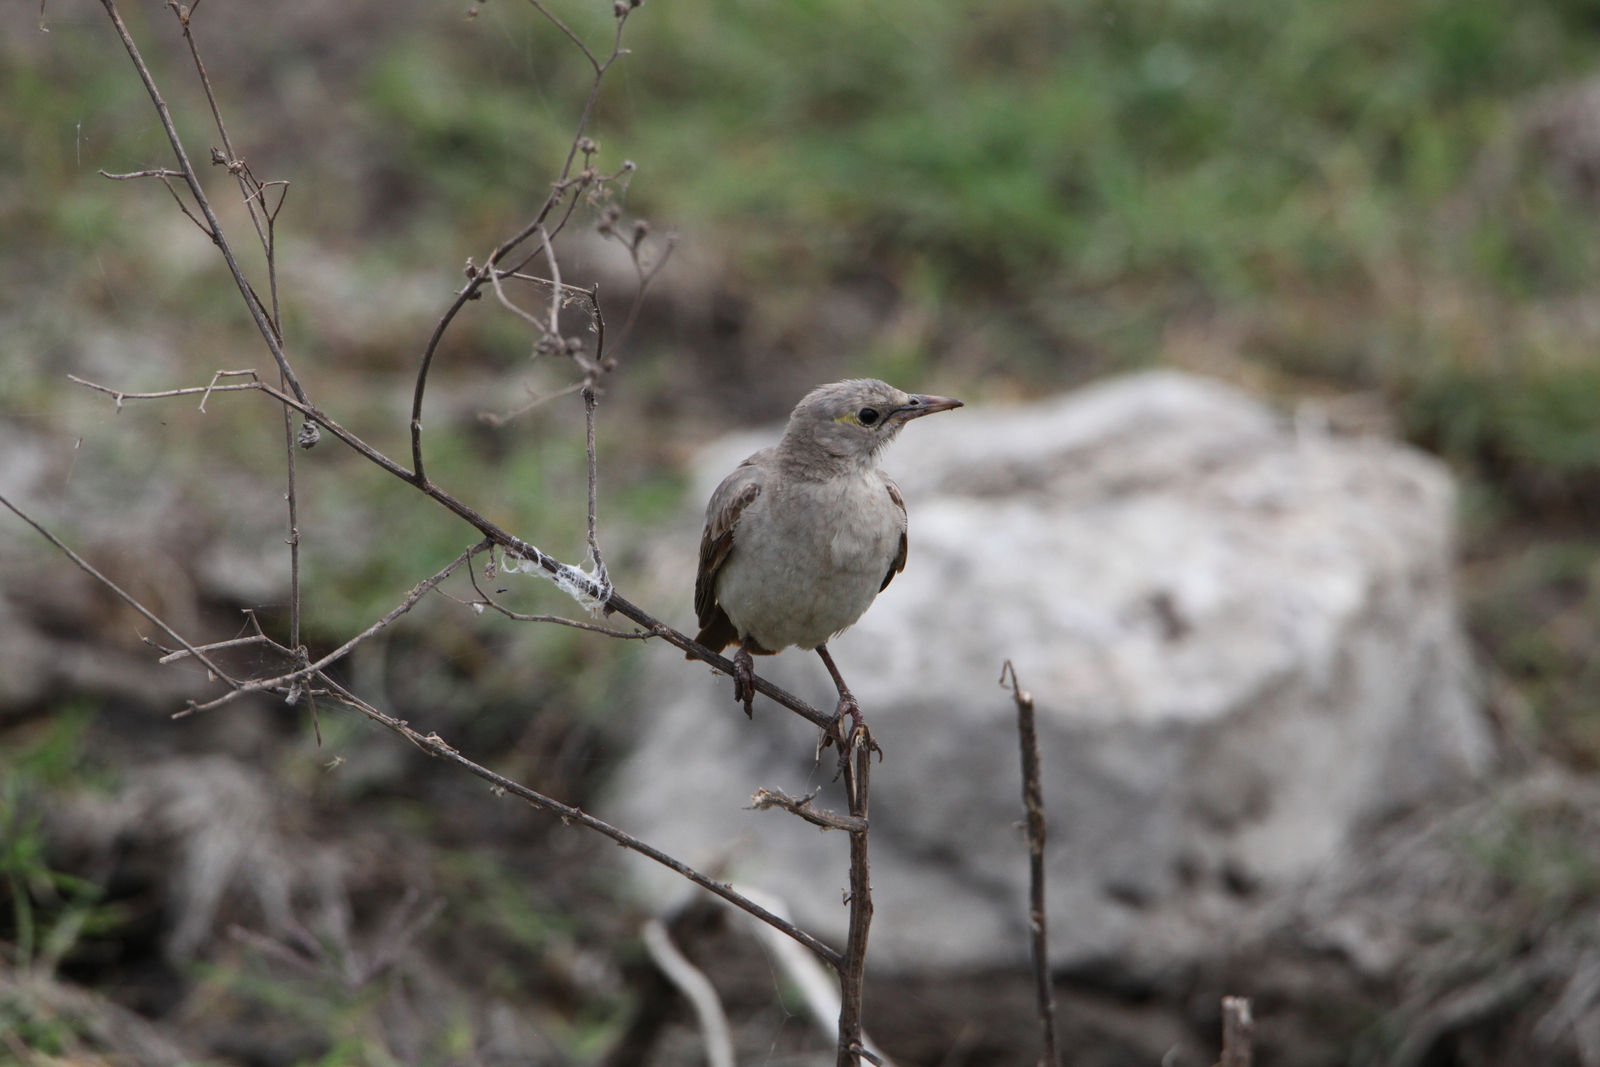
[409,3,631,485]
[172,0,271,290]
[312,673,843,970]
[0,492,238,688]
[836,737,876,1067]
[163,1,307,658]
[280,375,302,653]
[583,384,604,574]
[96,0,307,407]
[1002,661,1061,1067]
[66,373,838,732]
[749,788,867,833]
[156,634,271,664]
[1215,996,1254,1067]
[173,546,479,717]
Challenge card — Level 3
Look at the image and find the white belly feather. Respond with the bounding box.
[716,469,902,651]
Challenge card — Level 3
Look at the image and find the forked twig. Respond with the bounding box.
[173,545,481,717]
[95,0,307,405]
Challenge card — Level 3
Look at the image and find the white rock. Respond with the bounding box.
[605,371,1491,977]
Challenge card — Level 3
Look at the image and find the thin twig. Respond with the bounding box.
[197,368,258,413]
[156,634,271,664]
[173,545,480,717]
[99,168,183,180]
[538,224,562,339]
[0,492,237,687]
[409,0,631,482]
[749,788,867,833]
[607,229,678,358]
[725,885,891,1063]
[524,0,602,72]
[313,674,843,970]
[583,384,604,571]
[95,0,308,405]
[479,379,586,426]
[281,372,302,651]
[1002,661,1060,1067]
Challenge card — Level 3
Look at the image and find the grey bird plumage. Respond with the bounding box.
[692,379,962,723]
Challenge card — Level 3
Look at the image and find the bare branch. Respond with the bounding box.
[198,368,259,412]
[95,0,308,405]
[478,379,585,426]
[583,384,604,571]
[538,224,563,339]
[0,492,238,687]
[1002,660,1060,1067]
[409,0,630,482]
[524,0,601,73]
[749,788,868,833]
[173,544,481,717]
[157,634,272,665]
[313,674,845,970]
[99,168,184,180]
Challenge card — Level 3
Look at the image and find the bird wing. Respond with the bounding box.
[879,472,908,593]
[695,453,767,630]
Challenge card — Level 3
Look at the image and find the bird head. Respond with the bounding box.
[780,379,963,468]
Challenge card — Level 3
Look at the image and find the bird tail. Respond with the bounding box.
[688,609,738,659]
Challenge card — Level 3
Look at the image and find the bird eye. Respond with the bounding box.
[857,408,880,426]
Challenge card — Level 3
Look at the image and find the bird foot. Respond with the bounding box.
[732,645,756,718]
[824,693,882,762]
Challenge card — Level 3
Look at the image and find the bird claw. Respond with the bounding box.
[823,694,882,763]
[732,646,756,718]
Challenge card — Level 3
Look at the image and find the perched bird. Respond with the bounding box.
[691,379,962,732]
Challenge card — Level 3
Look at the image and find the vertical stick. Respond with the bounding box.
[1217,996,1254,1067]
[583,384,604,574]
[281,374,301,652]
[835,736,874,1067]
[1004,661,1060,1067]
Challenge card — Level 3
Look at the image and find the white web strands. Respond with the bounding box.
[498,544,612,614]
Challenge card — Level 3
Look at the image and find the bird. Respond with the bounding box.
[690,379,963,736]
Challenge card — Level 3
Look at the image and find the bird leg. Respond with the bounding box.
[732,638,758,718]
[816,644,880,757]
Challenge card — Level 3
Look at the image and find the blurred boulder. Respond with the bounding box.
[607,371,1492,978]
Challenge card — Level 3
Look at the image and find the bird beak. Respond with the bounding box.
[897,394,963,420]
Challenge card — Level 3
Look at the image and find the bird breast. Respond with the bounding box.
[715,469,902,652]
